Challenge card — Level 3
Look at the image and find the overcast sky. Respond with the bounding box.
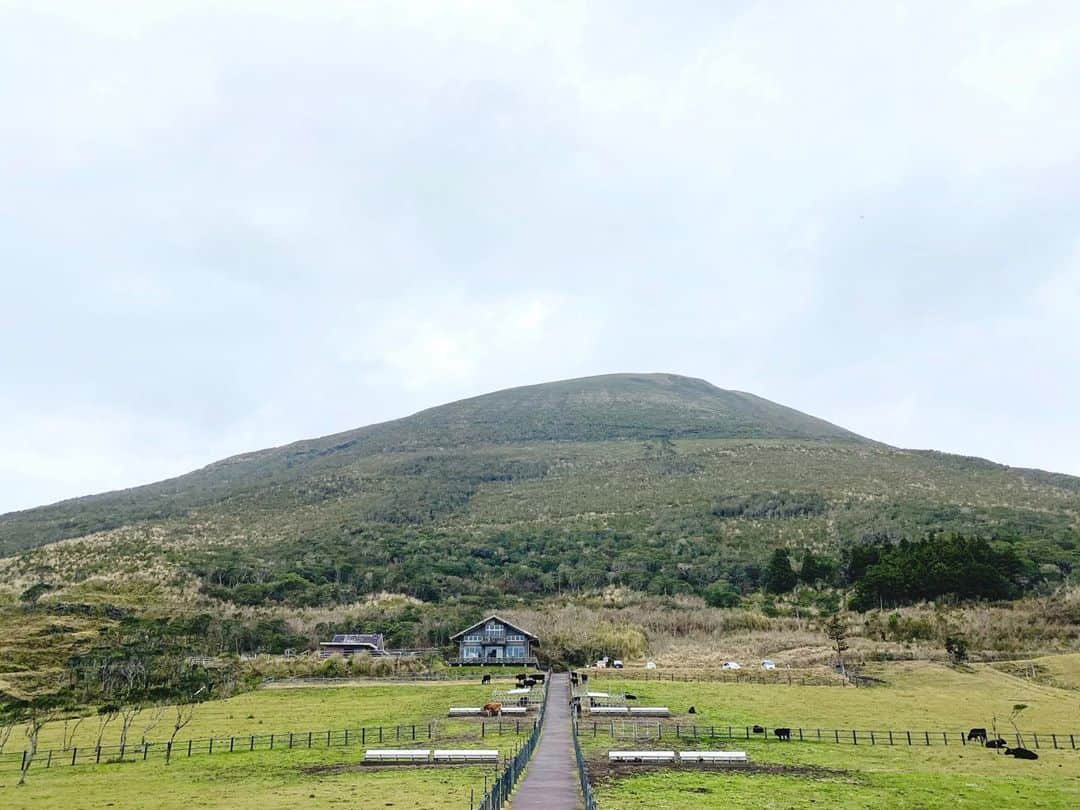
[1,1,1079,514]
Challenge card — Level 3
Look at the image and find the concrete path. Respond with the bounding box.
[512,672,582,809]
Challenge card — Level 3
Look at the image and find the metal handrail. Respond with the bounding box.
[472,675,550,810]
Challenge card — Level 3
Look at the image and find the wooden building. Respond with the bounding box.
[449,615,538,666]
[319,633,386,658]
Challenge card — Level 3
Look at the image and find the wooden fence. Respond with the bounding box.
[0,719,530,774]
[579,720,1080,750]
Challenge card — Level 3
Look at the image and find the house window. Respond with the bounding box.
[506,645,525,659]
[464,633,482,642]
[507,634,524,642]
[462,645,481,659]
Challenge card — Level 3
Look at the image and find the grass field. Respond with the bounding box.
[581,660,1080,808]
[0,679,530,809]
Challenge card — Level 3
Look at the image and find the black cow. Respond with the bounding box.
[524,678,537,687]
[985,738,1007,749]
[687,706,697,714]
[967,728,987,742]
[532,673,546,683]
[581,673,588,683]
[624,694,638,700]
[752,725,765,734]
[774,728,792,741]
[1005,747,1038,760]
[481,674,491,685]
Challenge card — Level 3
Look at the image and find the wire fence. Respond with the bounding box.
[471,678,549,810]
[571,714,597,810]
[579,719,1080,751]
[0,719,533,774]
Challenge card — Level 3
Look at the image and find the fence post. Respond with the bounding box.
[250,735,255,751]
[72,746,78,766]
[1052,734,1058,749]
[888,731,893,745]
[906,731,911,746]
[852,730,857,744]
[188,740,192,757]
[209,738,213,755]
[22,751,27,772]
[230,737,235,753]
[97,746,102,764]
[834,730,839,743]
[1033,733,1039,749]
[143,743,148,761]
[924,732,930,746]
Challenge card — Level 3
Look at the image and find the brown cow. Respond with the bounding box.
[482,701,502,717]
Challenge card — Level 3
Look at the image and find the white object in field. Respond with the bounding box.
[507,687,531,694]
[644,661,657,669]
[590,706,630,715]
[760,660,776,670]
[595,660,607,668]
[364,749,431,762]
[679,750,748,763]
[609,750,676,763]
[613,659,624,668]
[629,707,670,716]
[498,706,528,715]
[722,661,741,670]
[586,691,610,698]
[433,749,499,763]
[447,707,484,716]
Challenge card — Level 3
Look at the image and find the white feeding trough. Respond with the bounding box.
[448,707,484,716]
[506,687,531,694]
[585,691,610,698]
[433,749,499,763]
[629,707,670,717]
[609,750,676,763]
[364,749,431,763]
[679,751,748,763]
[589,706,629,716]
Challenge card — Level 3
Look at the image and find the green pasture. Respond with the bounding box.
[2,744,496,809]
[1,680,531,808]
[30,678,523,751]
[587,660,1080,731]
[584,661,1080,808]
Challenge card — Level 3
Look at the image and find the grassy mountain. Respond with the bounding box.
[0,373,1077,611]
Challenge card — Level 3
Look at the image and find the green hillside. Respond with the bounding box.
[0,373,1077,611]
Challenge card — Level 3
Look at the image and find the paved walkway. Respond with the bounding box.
[512,672,582,809]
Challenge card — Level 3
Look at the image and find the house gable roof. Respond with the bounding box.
[450,614,538,641]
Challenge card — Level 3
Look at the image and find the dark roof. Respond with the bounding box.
[450,615,538,642]
[320,633,384,647]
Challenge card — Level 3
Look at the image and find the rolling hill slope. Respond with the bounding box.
[0,373,1077,608]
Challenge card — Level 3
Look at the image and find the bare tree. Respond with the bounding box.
[140,704,167,745]
[116,703,143,757]
[18,702,57,787]
[165,701,198,764]
[95,703,119,750]
[0,714,14,754]
[61,715,84,751]
[824,614,850,680]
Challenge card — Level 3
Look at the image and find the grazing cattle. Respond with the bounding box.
[752,725,765,734]
[687,706,697,714]
[581,673,588,683]
[524,678,537,687]
[985,738,1007,749]
[481,702,502,717]
[967,728,987,742]
[624,694,638,700]
[774,728,792,741]
[481,674,491,685]
[533,673,546,682]
[1005,747,1038,760]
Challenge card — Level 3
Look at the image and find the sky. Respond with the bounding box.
[1,1,1079,514]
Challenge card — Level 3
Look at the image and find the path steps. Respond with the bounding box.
[511,672,582,809]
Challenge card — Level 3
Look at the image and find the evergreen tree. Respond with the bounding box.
[763,548,797,594]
